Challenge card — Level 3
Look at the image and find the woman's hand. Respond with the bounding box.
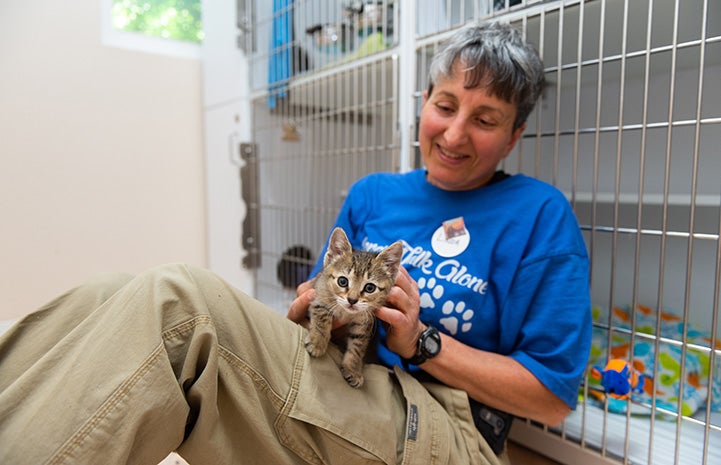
[286,279,347,334]
[374,266,425,359]
[286,280,315,328]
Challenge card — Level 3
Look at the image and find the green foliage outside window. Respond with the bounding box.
[112,0,204,44]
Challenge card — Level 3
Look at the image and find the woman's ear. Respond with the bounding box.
[505,122,526,155]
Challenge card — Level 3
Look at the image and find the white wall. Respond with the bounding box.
[201,0,254,297]
[0,0,207,321]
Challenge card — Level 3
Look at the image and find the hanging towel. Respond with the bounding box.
[268,0,293,109]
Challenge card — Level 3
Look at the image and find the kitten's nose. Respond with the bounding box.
[347,297,358,306]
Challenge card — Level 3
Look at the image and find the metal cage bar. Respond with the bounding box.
[245,1,721,463]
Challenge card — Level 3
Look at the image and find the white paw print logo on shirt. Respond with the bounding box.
[418,276,443,308]
[440,300,474,335]
[418,276,474,335]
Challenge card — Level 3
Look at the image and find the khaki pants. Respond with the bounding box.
[0,264,508,465]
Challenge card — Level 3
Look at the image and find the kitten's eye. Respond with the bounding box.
[337,276,349,287]
[363,283,377,293]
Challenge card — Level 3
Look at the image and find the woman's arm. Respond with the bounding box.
[420,331,570,426]
[375,267,571,426]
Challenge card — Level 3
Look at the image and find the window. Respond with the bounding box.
[102,0,203,59]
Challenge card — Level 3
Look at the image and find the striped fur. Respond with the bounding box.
[305,227,403,388]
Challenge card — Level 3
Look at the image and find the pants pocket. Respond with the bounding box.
[395,368,510,465]
[275,344,401,465]
[392,367,452,465]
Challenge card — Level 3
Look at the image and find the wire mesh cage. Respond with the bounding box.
[487,2,721,464]
[247,1,399,308]
[241,0,721,463]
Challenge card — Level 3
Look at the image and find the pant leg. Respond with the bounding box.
[0,266,195,465]
[0,263,503,465]
[0,271,134,387]
[0,263,402,465]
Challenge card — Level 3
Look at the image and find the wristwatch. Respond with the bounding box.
[404,325,442,366]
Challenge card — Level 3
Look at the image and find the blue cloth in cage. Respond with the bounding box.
[268,0,293,109]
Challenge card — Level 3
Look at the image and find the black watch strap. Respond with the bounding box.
[404,325,441,366]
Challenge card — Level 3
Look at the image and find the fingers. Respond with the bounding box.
[375,303,423,360]
[376,285,419,329]
[375,267,424,358]
[397,267,420,302]
[287,279,315,323]
[287,286,316,326]
[374,304,402,327]
[385,267,420,315]
[296,279,314,297]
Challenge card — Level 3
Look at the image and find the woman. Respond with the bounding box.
[0,22,590,465]
[290,21,589,430]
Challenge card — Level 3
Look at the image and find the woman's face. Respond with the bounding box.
[419,67,525,191]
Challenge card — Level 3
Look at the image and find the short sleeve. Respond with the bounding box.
[503,252,592,409]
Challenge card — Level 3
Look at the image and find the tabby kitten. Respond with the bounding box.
[305,227,403,388]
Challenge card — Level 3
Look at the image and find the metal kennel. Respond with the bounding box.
[235,0,721,463]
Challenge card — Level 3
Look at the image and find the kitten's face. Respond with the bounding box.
[325,255,396,313]
[320,228,403,315]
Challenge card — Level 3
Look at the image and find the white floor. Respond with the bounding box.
[159,453,188,465]
[552,403,721,465]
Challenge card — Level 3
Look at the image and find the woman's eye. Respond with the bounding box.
[363,283,377,293]
[337,276,349,287]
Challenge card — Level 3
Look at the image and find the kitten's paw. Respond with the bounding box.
[340,365,364,388]
[304,336,328,358]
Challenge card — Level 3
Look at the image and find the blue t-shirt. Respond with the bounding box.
[311,169,592,409]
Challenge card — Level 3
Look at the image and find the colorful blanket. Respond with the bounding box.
[586,304,721,417]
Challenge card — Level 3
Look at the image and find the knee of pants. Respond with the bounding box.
[34,270,136,318]
[78,271,136,300]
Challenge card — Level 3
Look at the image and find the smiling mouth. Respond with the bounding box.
[437,145,468,161]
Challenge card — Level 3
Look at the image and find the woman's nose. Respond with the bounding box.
[443,117,469,148]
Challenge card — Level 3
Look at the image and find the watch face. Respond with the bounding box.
[421,327,441,357]
[424,338,440,355]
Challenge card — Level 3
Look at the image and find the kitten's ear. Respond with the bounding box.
[377,241,404,280]
[324,227,353,266]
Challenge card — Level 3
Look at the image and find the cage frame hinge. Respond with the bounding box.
[240,142,261,269]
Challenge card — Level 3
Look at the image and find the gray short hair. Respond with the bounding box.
[428,21,545,130]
